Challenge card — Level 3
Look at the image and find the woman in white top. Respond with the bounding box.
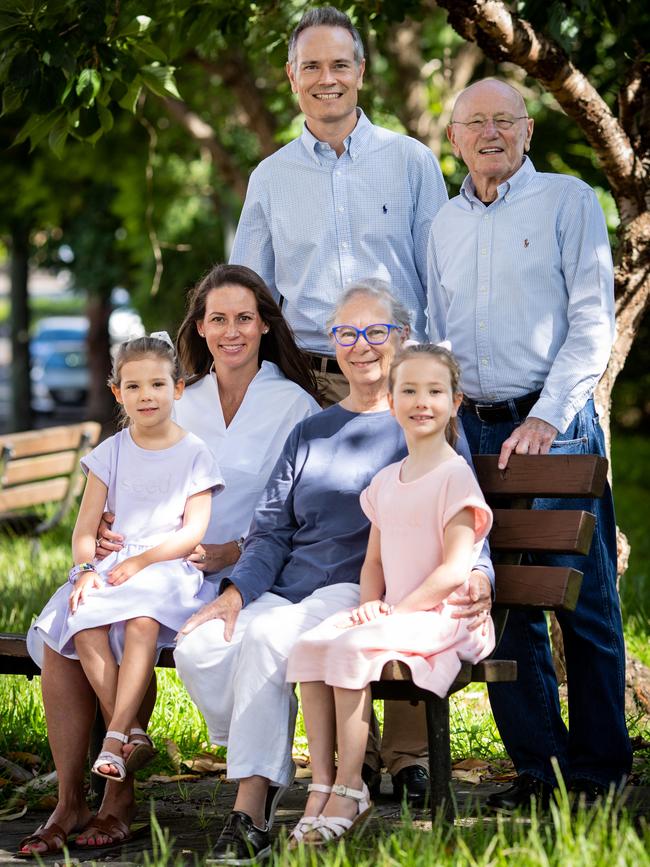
[21,265,321,856]
[174,263,321,580]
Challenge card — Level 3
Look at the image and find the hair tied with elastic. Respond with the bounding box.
[436,339,453,352]
[149,330,175,349]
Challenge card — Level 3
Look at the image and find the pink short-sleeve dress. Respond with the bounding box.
[286,455,494,698]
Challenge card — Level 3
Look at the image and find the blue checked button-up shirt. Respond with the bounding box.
[427,157,615,433]
[230,110,448,354]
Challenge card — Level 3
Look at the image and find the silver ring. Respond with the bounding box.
[95,537,102,546]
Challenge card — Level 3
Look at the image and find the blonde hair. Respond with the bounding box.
[388,343,462,446]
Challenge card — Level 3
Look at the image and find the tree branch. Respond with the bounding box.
[163,98,248,200]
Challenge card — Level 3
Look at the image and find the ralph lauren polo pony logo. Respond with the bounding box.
[524,238,530,247]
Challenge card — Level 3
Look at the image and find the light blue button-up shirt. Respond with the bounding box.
[427,157,615,433]
[230,110,448,354]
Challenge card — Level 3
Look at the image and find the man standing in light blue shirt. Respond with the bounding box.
[230,5,448,403]
[427,78,631,809]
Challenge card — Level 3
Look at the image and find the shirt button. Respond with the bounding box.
[481,358,489,366]
[338,206,345,213]
[481,248,487,255]
[335,170,342,176]
[480,286,487,294]
[341,241,349,249]
[479,321,486,329]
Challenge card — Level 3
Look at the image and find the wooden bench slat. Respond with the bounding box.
[490,509,595,554]
[0,477,82,513]
[473,454,608,498]
[0,422,101,460]
[3,451,78,486]
[494,565,583,610]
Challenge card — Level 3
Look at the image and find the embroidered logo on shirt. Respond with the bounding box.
[524,238,530,247]
[382,204,388,214]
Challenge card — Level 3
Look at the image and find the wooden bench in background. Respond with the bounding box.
[0,453,608,823]
[0,422,100,537]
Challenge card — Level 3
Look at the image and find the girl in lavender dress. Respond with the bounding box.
[287,344,494,845]
[27,335,223,786]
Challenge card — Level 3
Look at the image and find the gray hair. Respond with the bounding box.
[327,279,411,332]
[288,6,365,70]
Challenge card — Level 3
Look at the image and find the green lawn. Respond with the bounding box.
[0,432,648,864]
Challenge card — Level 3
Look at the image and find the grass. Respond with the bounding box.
[0,432,649,862]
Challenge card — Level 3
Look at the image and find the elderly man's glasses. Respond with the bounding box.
[331,323,402,346]
[451,115,529,132]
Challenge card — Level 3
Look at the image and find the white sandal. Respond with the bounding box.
[288,783,332,848]
[91,730,128,782]
[303,783,372,846]
[124,727,157,773]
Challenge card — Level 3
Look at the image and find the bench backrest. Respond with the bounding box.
[0,422,101,517]
[473,453,607,610]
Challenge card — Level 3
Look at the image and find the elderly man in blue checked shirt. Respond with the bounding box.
[427,78,631,811]
[230,5,448,406]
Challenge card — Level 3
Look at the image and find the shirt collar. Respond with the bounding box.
[300,108,372,164]
[460,155,536,208]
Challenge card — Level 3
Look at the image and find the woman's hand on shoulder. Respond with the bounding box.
[187,542,239,573]
[176,584,243,642]
[448,570,492,633]
[69,571,102,613]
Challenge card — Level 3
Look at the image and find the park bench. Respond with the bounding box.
[0,452,607,823]
[0,422,101,536]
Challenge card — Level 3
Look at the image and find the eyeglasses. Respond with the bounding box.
[331,323,403,346]
[450,115,529,132]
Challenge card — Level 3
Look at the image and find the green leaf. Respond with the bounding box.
[117,79,142,113]
[1,85,22,116]
[139,63,181,100]
[118,15,152,37]
[136,40,168,63]
[13,110,60,149]
[97,103,114,133]
[75,67,101,107]
[48,115,68,158]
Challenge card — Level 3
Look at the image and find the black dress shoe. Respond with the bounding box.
[206,811,270,865]
[569,778,610,807]
[486,775,554,812]
[362,763,382,799]
[391,765,429,806]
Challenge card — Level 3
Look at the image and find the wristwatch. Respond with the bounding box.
[235,537,245,555]
[68,562,97,584]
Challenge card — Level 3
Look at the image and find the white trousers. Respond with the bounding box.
[174,582,360,786]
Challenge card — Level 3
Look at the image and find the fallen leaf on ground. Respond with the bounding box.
[6,752,42,767]
[35,795,58,809]
[0,756,33,783]
[451,768,483,784]
[165,739,182,773]
[452,758,490,770]
[0,801,27,821]
[182,754,227,773]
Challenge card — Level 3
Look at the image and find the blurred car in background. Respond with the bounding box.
[30,308,144,413]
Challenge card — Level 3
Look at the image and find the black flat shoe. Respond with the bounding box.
[391,765,429,806]
[486,774,554,812]
[361,763,382,800]
[206,811,270,865]
[569,778,611,808]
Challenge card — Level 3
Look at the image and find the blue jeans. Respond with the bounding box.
[460,399,631,786]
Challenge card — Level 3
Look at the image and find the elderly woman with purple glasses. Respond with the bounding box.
[174,279,494,864]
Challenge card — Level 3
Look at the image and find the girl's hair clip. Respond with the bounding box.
[149,330,175,349]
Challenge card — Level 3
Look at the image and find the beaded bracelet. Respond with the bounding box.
[68,562,97,584]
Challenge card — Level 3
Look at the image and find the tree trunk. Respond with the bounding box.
[85,295,114,430]
[9,221,32,432]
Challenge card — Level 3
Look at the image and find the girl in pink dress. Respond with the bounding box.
[27,335,223,794]
[286,344,494,845]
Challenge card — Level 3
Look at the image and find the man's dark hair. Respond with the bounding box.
[288,6,364,69]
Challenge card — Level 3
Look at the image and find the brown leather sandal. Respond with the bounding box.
[16,822,70,858]
[75,814,148,850]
